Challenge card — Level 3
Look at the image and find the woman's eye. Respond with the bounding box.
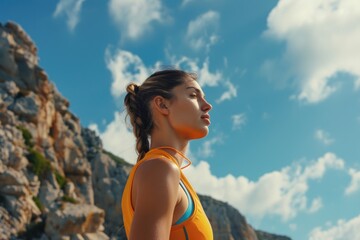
[190,94,197,98]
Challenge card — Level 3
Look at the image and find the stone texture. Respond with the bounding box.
[0,207,17,239]
[8,91,41,123]
[45,203,105,237]
[200,195,259,240]
[0,124,28,170]
[38,179,61,212]
[91,151,131,237]
[0,21,107,239]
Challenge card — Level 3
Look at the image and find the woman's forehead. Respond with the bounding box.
[183,80,205,96]
[184,79,199,87]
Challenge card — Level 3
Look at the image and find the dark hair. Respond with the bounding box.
[124,69,197,161]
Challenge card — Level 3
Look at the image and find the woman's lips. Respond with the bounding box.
[201,114,211,124]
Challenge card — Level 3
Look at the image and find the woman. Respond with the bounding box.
[121,69,213,240]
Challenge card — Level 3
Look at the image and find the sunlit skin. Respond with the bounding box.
[129,78,212,240]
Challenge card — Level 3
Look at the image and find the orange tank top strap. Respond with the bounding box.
[144,147,192,169]
[140,148,180,168]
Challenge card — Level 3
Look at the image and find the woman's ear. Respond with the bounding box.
[152,96,170,115]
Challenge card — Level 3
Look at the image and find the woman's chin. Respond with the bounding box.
[190,127,209,139]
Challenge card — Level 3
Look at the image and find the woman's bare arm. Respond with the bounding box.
[130,158,180,240]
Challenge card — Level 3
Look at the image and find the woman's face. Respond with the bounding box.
[167,78,212,140]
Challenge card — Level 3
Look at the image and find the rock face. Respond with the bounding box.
[200,195,258,240]
[0,21,108,240]
[0,21,292,240]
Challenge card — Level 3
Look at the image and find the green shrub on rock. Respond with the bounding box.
[16,125,34,149]
[27,149,51,178]
[61,195,78,204]
[54,170,67,190]
[32,196,44,213]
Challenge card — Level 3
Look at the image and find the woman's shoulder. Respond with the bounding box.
[135,156,180,181]
[131,157,181,209]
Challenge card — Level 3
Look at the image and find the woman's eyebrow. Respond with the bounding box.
[186,86,205,97]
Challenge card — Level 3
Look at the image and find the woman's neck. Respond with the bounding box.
[150,129,189,153]
[150,131,190,167]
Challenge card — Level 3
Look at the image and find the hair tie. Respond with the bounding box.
[133,84,139,94]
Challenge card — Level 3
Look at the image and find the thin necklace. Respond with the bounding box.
[151,146,192,169]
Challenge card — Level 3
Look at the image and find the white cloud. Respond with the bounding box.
[53,0,85,31]
[309,215,360,240]
[108,0,166,40]
[232,113,246,130]
[105,49,225,100]
[169,54,238,103]
[315,129,335,146]
[105,48,152,98]
[345,168,360,195]
[171,56,222,87]
[166,53,238,102]
[197,60,222,87]
[89,111,137,164]
[185,152,344,221]
[197,135,223,158]
[303,153,344,179]
[186,11,220,52]
[216,81,237,103]
[265,0,360,103]
[308,197,323,213]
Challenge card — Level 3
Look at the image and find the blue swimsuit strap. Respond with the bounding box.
[174,180,194,225]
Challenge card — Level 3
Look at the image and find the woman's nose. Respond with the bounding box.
[202,99,212,112]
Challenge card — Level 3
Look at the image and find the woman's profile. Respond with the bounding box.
[121,69,213,240]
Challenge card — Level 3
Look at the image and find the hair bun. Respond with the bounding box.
[127,83,140,95]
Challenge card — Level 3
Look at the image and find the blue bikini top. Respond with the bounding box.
[174,180,194,225]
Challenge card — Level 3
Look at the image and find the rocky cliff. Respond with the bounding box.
[0,21,291,240]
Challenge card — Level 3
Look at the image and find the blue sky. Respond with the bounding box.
[2,0,360,239]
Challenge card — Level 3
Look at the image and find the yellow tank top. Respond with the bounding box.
[121,148,213,240]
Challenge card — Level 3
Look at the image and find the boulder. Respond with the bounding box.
[45,203,105,237]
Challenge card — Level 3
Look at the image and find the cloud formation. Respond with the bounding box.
[105,48,225,99]
[105,48,152,98]
[309,215,360,240]
[345,168,360,195]
[186,11,220,52]
[171,56,222,87]
[167,55,237,102]
[108,0,166,40]
[231,113,246,130]
[308,197,323,213]
[53,0,85,31]
[265,0,360,103]
[216,81,237,103]
[314,129,335,146]
[197,135,223,158]
[185,152,344,220]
